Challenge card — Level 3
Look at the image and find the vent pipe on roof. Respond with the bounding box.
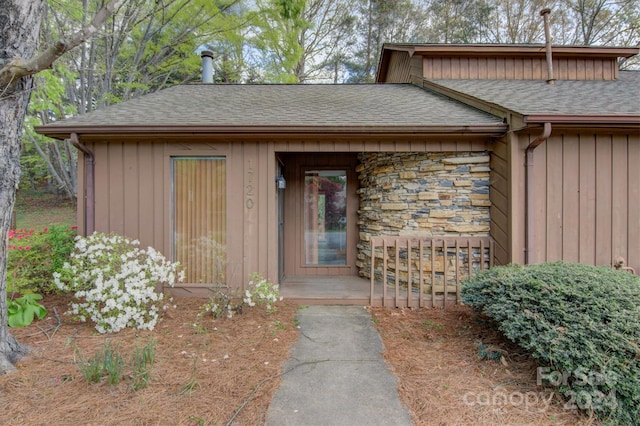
[201,50,214,83]
[540,8,555,84]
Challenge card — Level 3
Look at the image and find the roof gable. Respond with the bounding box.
[378,43,640,82]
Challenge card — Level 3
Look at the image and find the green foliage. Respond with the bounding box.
[77,342,124,385]
[200,289,238,320]
[76,339,155,389]
[251,0,309,82]
[131,339,156,390]
[198,273,282,322]
[462,262,640,424]
[7,293,48,328]
[22,65,78,198]
[475,341,503,362]
[180,358,200,395]
[7,225,76,294]
[102,344,125,386]
[77,347,104,384]
[243,273,282,312]
[22,0,255,199]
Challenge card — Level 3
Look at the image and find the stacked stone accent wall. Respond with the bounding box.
[356,152,491,277]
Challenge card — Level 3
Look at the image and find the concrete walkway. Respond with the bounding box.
[265,306,413,426]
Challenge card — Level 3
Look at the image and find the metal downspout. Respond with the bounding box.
[70,133,95,235]
[525,122,552,264]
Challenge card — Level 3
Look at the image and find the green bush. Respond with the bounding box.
[462,262,640,425]
[7,225,76,294]
[7,293,48,327]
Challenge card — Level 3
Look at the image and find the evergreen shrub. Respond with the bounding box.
[462,262,640,425]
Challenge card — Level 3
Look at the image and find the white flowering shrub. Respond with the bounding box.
[243,273,282,313]
[199,273,282,322]
[201,289,236,319]
[54,232,184,333]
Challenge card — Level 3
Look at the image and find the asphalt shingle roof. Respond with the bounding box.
[37,84,505,132]
[430,71,640,117]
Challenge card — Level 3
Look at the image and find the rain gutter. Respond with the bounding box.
[70,132,94,235]
[35,124,508,139]
[524,114,640,125]
[525,122,552,264]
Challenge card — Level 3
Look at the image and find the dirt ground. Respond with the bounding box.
[1,296,592,425]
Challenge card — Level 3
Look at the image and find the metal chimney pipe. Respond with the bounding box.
[201,50,214,83]
[540,8,555,84]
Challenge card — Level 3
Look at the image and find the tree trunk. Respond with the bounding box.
[0,0,44,374]
[1,0,126,373]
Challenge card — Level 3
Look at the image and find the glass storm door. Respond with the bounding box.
[172,157,226,284]
[304,170,347,265]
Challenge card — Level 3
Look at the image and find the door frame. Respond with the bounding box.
[279,153,359,278]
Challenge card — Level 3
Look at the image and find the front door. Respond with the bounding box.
[280,153,358,277]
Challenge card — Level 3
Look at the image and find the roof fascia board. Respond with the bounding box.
[524,114,640,125]
[35,124,508,140]
[382,44,639,59]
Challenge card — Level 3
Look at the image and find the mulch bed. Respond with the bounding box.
[1,295,300,425]
[371,305,595,425]
[1,296,595,425]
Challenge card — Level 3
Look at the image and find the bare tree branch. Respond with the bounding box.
[0,0,127,90]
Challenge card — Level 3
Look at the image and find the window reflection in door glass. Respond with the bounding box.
[304,170,347,265]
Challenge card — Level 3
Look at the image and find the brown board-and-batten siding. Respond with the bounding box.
[381,50,423,83]
[421,56,619,81]
[377,45,638,84]
[78,137,271,295]
[77,136,495,294]
[527,131,640,273]
[489,136,512,266]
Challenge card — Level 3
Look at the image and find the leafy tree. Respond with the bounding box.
[0,0,127,375]
[250,0,308,82]
[23,64,78,200]
[24,0,250,202]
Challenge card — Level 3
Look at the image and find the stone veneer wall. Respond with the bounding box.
[356,152,491,276]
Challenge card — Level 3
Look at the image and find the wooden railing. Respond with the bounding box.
[369,236,494,308]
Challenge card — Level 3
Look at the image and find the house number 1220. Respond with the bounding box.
[246,160,255,209]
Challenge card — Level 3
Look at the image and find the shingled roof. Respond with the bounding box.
[426,71,640,124]
[36,83,507,139]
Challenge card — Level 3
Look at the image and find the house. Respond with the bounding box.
[35,43,640,306]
